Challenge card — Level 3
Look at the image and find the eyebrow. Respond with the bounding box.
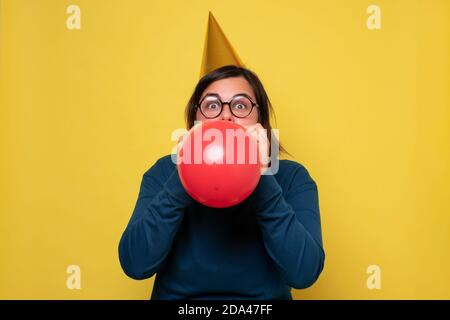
[201,92,253,100]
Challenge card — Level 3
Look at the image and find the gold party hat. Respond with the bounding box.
[199,12,244,78]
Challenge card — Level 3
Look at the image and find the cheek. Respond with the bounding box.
[234,111,259,126]
[195,111,217,125]
[195,109,205,122]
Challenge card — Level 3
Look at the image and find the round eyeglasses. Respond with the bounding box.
[196,93,258,119]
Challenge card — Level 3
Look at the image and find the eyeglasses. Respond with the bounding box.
[196,93,259,119]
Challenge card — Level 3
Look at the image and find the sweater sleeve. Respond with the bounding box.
[248,164,325,289]
[118,157,193,280]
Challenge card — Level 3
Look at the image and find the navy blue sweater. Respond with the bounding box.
[118,154,325,300]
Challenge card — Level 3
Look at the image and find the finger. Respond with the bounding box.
[248,130,258,142]
[243,124,256,132]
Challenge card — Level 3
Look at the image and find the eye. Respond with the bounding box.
[206,102,220,109]
[231,97,251,110]
[233,103,248,110]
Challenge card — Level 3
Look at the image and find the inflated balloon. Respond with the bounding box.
[177,120,261,208]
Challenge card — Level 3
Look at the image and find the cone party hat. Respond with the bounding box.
[200,12,244,78]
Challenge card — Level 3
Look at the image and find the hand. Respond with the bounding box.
[243,123,270,173]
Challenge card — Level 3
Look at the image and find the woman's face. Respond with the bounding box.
[195,76,259,127]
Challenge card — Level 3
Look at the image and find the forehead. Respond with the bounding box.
[200,77,255,100]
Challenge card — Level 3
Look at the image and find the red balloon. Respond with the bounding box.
[177,120,261,208]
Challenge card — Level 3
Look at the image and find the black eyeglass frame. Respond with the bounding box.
[195,93,259,119]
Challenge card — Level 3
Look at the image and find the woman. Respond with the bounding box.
[118,65,325,300]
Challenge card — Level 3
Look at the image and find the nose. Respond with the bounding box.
[220,103,233,121]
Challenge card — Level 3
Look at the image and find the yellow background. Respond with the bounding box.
[1,0,449,299]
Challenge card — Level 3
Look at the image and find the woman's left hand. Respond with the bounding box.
[243,123,270,173]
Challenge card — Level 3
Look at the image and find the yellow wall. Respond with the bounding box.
[1,0,449,299]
